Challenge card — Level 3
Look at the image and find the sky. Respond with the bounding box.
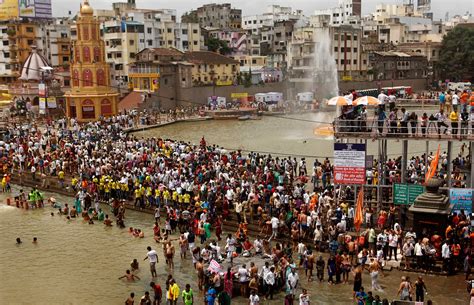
[53,0,474,20]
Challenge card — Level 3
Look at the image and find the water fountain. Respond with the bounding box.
[311,27,339,100]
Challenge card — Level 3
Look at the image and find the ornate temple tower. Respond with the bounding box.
[65,0,118,121]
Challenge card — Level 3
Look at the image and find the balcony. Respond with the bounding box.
[129,66,160,74]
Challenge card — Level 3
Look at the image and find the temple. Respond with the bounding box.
[65,0,118,122]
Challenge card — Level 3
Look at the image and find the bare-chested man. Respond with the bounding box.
[196,258,204,291]
[118,269,141,281]
[306,250,315,282]
[166,241,175,270]
[368,258,382,291]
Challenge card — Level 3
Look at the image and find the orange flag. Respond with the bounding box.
[425,144,440,183]
[354,186,364,232]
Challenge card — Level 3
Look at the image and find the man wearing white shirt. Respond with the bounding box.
[263,266,276,299]
[287,267,299,303]
[269,216,279,241]
[442,241,451,273]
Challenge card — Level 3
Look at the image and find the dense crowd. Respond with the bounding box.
[1,110,473,304]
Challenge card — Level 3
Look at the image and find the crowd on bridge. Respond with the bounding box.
[0,112,473,304]
[337,89,474,139]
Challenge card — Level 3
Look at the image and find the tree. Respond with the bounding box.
[436,26,474,81]
[205,37,232,55]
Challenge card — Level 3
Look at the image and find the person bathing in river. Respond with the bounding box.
[118,269,140,281]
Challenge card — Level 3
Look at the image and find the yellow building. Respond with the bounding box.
[7,22,38,76]
[65,0,118,122]
[183,51,238,86]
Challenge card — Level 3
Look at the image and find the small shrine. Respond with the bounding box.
[407,178,453,235]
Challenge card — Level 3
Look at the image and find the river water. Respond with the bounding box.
[0,112,469,304]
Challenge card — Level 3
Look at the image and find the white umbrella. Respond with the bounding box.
[326,96,353,106]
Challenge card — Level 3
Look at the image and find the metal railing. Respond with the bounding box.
[128,66,160,74]
[334,118,474,140]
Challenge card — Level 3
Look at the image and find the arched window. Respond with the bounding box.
[101,98,112,116]
[83,46,91,63]
[75,47,80,63]
[82,25,89,41]
[82,99,95,119]
[72,69,79,87]
[96,69,105,86]
[91,25,97,40]
[83,69,93,87]
[93,47,100,62]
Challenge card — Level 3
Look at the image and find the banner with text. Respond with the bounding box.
[449,188,473,214]
[334,143,366,185]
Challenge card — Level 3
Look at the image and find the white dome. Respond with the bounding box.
[19,47,51,82]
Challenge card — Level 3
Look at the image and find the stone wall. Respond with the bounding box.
[145,78,428,109]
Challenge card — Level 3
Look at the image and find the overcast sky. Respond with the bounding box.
[54,0,474,20]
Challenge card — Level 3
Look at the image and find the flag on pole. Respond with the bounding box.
[425,144,440,183]
[354,186,364,232]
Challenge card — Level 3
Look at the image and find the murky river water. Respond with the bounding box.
[0,112,469,305]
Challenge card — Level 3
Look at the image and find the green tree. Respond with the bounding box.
[205,37,232,55]
[437,26,474,81]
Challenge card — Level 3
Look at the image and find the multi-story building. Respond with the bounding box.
[103,19,145,86]
[129,47,193,108]
[183,51,239,86]
[369,51,428,80]
[182,3,242,29]
[288,25,368,82]
[207,28,247,55]
[313,0,362,26]
[0,24,15,83]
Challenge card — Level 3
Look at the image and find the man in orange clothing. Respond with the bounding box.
[460,90,469,112]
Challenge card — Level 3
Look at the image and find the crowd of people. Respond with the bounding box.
[337,89,474,139]
[1,107,473,304]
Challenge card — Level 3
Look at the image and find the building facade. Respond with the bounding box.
[183,51,239,86]
[65,0,118,122]
[369,51,428,80]
[183,3,242,29]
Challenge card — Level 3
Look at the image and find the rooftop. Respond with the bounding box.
[184,51,239,65]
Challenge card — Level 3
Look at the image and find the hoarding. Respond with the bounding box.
[449,188,473,214]
[0,0,19,20]
[19,0,52,18]
[333,143,366,185]
[393,184,425,205]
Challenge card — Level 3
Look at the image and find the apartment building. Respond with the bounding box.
[182,3,242,29]
[183,51,239,86]
[313,0,362,26]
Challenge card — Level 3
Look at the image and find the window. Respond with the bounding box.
[4,52,9,58]
[147,40,152,46]
[353,48,358,53]
[334,47,338,52]
[353,59,357,65]
[129,39,134,45]
[193,41,198,45]
[62,56,69,62]
[147,27,152,34]
[101,99,112,116]
[167,28,172,33]
[182,29,188,35]
[2,40,8,46]
[82,25,89,40]
[26,27,34,33]
[363,59,367,65]
[81,99,95,119]
[130,52,135,59]
[96,69,106,86]
[334,34,339,40]
[116,53,122,58]
[27,39,34,45]
[193,29,198,34]
[252,59,256,64]
[5,64,10,70]
[107,53,112,59]
[93,47,100,62]
[432,50,436,56]
[83,46,91,63]
[353,35,357,41]
[83,69,93,86]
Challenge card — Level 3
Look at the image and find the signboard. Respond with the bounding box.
[333,143,366,184]
[393,183,425,205]
[449,188,473,214]
[342,75,353,81]
[0,0,19,20]
[231,93,248,99]
[47,97,56,108]
[19,0,52,18]
[216,80,232,86]
[38,83,46,97]
[39,97,46,114]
